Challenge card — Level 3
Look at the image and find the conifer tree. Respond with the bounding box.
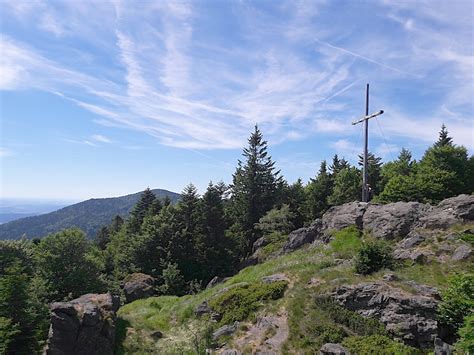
[128,188,156,234]
[358,152,383,196]
[328,166,361,205]
[230,126,281,256]
[306,160,333,219]
[435,124,453,147]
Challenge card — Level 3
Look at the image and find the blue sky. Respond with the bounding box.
[1,0,473,200]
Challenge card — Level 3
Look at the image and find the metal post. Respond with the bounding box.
[363,84,369,202]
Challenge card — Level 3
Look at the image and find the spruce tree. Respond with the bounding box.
[328,167,361,205]
[230,126,281,256]
[306,160,333,219]
[128,188,156,234]
[435,124,453,147]
[358,152,383,196]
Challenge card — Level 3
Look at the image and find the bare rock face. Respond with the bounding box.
[322,202,367,233]
[320,343,350,355]
[332,282,439,348]
[363,202,429,239]
[123,273,156,303]
[420,194,474,229]
[451,244,472,261]
[45,293,120,355]
[282,219,322,253]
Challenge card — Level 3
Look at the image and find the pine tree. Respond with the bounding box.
[109,215,124,233]
[230,126,281,256]
[306,160,333,219]
[198,182,234,279]
[95,226,110,250]
[128,188,156,234]
[330,154,349,175]
[435,124,453,147]
[171,184,203,281]
[328,167,361,205]
[358,152,383,196]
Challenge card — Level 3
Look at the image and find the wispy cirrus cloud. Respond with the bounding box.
[0,0,472,152]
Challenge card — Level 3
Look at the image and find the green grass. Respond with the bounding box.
[209,281,287,324]
[328,226,362,259]
[117,225,472,354]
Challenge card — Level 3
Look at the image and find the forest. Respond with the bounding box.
[1,124,473,353]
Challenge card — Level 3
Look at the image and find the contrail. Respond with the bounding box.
[314,37,422,78]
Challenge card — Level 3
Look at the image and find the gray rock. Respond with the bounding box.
[220,350,242,355]
[319,343,350,355]
[421,194,474,229]
[212,321,239,340]
[45,293,119,355]
[382,273,398,281]
[206,276,226,289]
[393,249,429,263]
[261,273,288,283]
[451,244,472,261]
[332,281,438,348]
[363,202,428,239]
[253,236,269,253]
[397,231,425,249]
[210,312,222,322]
[322,202,367,233]
[238,255,259,270]
[404,281,441,300]
[123,273,156,303]
[194,301,212,317]
[434,337,453,355]
[283,219,322,253]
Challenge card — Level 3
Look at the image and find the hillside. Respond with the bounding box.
[115,195,473,354]
[0,189,180,240]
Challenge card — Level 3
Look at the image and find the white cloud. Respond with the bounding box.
[0,147,14,157]
[91,134,112,143]
[0,0,472,152]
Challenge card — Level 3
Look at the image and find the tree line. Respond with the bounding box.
[1,124,472,353]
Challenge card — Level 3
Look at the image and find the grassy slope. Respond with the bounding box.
[117,225,473,354]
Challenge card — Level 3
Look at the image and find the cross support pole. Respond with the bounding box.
[352,84,384,202]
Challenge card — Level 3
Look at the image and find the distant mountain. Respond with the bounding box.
[0,189,180,240]
[0,199,72,224]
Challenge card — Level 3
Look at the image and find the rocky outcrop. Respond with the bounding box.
[320,343,350,355]
[451,244,472,261]
[420,194,474,229]
[322,203,367,233]
[123,273,156,303]
[194,300,212,317]
[253,236,269,253]
[434,337,454,355]
[332,281,439,348]
[282,219,322,253]
[206,276,227,289]
[363,202,428,239]
[45,293,120,355]
[213,321,239,340]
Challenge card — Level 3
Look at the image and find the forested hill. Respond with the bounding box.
[0,189,180,240]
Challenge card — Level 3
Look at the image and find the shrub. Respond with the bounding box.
[455,314,474,354]
[354,239,394,275]
[460,233,474,245]
[438,272,474,331]
[342,335,420,354]
[209,281,287,324]
[315,296,386,336]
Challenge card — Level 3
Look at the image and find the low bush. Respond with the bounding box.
[455,314,474,354]
[438,272,474,331]
[209,281,287,324]
[342,335,420,354]
[354,239,394,275]
[315,296,387,336]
